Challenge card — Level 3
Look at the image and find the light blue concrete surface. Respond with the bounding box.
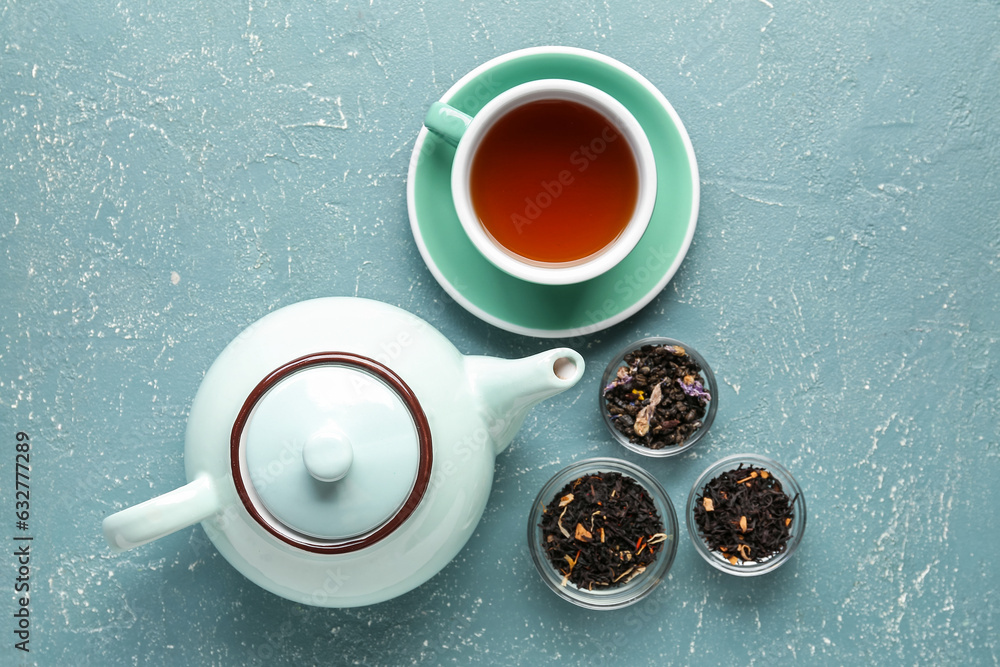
[1,0,998,664]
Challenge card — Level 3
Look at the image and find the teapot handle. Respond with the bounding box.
[102,475,221,552]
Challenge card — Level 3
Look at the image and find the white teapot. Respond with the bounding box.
[103,297,584,607]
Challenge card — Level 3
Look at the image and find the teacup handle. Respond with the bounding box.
[424,102,473,147]
[102,475,222,552]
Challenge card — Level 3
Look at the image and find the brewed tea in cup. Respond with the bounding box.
[425,79,656,285]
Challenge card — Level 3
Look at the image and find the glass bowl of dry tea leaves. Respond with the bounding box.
[527,458,679,610]
[685,453,806,576]
[600,337,718,457]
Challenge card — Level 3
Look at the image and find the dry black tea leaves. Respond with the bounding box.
[604,344,711,449]
[539,471,666,590]
[692,464,796,564]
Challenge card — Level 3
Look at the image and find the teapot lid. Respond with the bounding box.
[230,352,432,553]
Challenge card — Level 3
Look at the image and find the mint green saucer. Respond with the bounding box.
[407,47,699,338]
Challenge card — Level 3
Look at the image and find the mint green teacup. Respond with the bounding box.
[424,79,657,286]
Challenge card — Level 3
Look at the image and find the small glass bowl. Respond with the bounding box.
[685,453,806,576]
[600,337,718,458]
[527,458,679,610]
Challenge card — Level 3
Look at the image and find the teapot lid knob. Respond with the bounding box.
[302,425,353,482]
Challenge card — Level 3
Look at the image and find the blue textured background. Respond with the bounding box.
[2,0,998,665]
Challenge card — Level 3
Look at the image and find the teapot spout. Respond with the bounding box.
[464,348,585,455]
